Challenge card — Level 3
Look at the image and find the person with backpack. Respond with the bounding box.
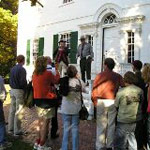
[60,65,86,150]
[92,58,124,150]
[114,71,143,150]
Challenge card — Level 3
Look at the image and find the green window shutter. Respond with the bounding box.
[70,31,78,64]
[26,39,30,66]
[38,37,44,56]
[53,34,59,58]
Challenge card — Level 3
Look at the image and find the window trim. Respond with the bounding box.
[59,0,74,7]
[127,31,135,63]
[86,35,94,47]
[59,33,71,49]
[63,0,73,4]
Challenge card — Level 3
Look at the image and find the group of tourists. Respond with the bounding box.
[92,58,150,150]
[0,36,93,150]
[0,35,150,150]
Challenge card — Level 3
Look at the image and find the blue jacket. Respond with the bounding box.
[10,64,27,90]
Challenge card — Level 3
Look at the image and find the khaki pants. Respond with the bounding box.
[58,61,68,77]
[8,89,24,134]
[96,99,116,150]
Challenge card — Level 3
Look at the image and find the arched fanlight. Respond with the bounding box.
[103,14,117,25]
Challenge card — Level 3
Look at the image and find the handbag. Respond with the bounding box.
[78,79,89,120]
[24,81,34,108]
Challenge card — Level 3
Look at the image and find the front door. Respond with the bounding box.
[103,26,121,72]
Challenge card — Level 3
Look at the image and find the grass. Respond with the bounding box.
[4,85,33,150]
[6,137,33,150]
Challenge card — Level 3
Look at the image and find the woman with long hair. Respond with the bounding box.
[61,65,86,150]
[32,56,60,150]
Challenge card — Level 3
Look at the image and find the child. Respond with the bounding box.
[114,71,143,150]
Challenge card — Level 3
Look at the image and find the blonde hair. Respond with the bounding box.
[142,63,150,83]
[34,56,47,75]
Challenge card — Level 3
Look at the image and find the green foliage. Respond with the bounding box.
[0,7,18,79]
[6,135,33,150]
[22,0,44,7]
[0,0,18,14]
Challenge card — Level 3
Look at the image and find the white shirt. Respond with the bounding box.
[47,64,56,75]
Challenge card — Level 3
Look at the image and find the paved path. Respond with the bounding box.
[4,104,96,150]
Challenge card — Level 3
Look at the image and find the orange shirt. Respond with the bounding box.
[32,70,60,99]
[92,69,124,106]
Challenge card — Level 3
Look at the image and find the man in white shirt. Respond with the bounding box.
[45,56,59,139]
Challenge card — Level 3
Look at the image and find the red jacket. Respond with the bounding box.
[92,69,124,106]
[32,70,60,99]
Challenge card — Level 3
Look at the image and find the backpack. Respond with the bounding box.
[24,81,34,108]
[59,76,69,96]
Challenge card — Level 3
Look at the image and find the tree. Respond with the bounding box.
[22,0,43,7]
[0,0,18,14]
[0,8,18,80]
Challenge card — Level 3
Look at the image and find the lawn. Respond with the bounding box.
[6,137,33,150]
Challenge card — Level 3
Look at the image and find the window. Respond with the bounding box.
[127,31,135,63]
[33,39,39,64]
[60,33,71,49]
[103,14,117,25]
[86,35,93,46]
[63,0,72,4]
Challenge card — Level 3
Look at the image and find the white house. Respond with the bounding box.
[17,0,150,78]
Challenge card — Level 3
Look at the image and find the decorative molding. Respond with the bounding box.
[117,15,145,24]
[37,15,93,28]
[93,3,122,22]
[78,22,99,29]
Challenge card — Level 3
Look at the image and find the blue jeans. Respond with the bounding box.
[0,101,6,145]
[114,122,137,150]
[62,114,79,150]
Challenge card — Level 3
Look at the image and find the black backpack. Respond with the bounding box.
[59,76,69,96]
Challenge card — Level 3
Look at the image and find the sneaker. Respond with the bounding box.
[33,143,39,150]
[38,145,52,150]
[87,115,93,121]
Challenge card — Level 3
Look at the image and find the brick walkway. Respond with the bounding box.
[4,105,96,150]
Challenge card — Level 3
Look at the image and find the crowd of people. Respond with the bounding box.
[0,36,150,150]
[92,58,150,150]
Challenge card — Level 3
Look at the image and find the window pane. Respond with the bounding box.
[103,14,117,25]
[128,45,131,50]
[132,38,134,43]
[128,32,131,37]
[128,38,131,43]
[128,57,131,63]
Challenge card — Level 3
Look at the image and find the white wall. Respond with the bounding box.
[17,0,150,76]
